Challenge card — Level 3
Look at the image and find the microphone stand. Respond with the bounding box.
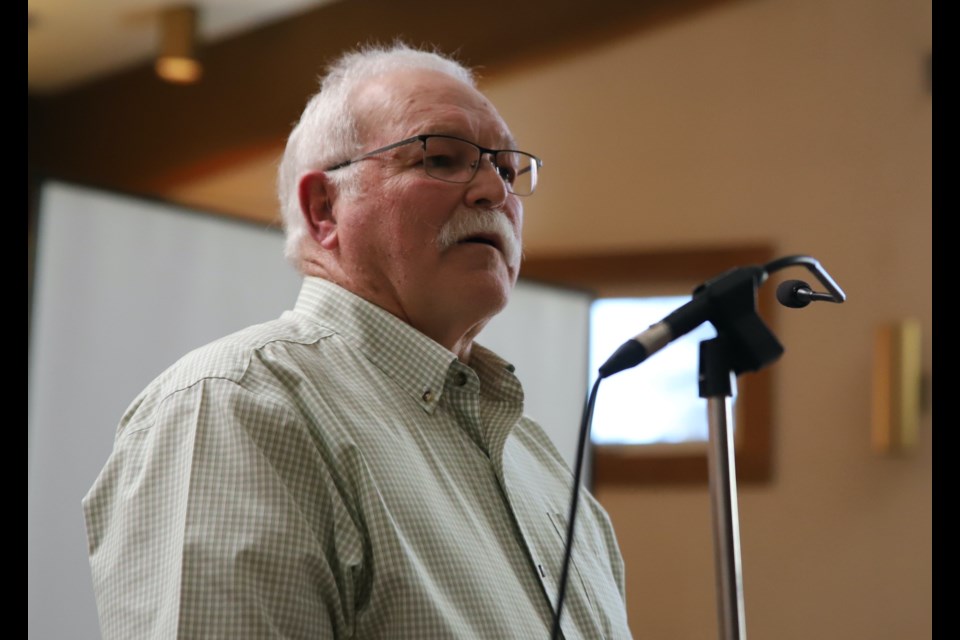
[686,257,845,640]
[588,255,844,640]
[690,267,784,640]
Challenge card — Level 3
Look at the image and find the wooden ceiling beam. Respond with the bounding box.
[28,0,733,195]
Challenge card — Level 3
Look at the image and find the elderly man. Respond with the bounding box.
[83,43,632,639]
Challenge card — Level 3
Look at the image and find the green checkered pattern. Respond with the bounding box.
[83,277,631,639]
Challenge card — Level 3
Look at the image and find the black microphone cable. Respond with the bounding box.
[550,375,602,640]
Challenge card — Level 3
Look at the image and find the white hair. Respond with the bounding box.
[276,42,477,268]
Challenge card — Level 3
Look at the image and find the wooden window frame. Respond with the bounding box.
[520,244,777,485]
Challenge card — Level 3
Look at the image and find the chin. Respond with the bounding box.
[458,276,513,321]
[484,266,517,299]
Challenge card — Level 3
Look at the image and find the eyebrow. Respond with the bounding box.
[413,122,519,150]
[424,133,528,156]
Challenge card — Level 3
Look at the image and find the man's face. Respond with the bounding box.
[331,68,525,351]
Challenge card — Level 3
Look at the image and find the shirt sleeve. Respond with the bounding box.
[82,377,366,639]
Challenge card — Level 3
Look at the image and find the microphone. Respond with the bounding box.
[776,279,836,308]
[598,296,711,379]
[597,264,781,380]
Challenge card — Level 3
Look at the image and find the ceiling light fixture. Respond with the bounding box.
[155,5,202,84]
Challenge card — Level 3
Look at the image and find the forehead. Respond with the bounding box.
[354,68,516,148]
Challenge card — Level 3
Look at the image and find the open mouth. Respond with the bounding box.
[458,233,502,253]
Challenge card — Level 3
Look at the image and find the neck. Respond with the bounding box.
[300,259,486,363]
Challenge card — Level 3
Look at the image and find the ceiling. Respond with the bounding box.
[27,0,337,95]
[28,0,736,222]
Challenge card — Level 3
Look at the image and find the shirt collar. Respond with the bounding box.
[292,277,458,413]
[467,343,525,405]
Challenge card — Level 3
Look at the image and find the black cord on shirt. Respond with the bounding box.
[550,376,602,640]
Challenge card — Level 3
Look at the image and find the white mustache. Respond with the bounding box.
[436,208,521,266]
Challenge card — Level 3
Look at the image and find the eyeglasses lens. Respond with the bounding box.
[422,137,538,196]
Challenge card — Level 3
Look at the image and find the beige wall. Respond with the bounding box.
[480,0,931,638]
[164,0,932,636]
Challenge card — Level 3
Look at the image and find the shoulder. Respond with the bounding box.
[162,311,333,390]
[117,312,335,434]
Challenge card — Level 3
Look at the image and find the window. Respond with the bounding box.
[589,295,723,446]
[520,245,776,485]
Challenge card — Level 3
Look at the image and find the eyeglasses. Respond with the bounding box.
[324,134,543,197]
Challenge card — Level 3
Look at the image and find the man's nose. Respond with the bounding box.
[465,155,509,209]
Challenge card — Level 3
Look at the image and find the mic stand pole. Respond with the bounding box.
[700,336,747,640]
[686,265,784,640]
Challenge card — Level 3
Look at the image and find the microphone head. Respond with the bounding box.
[776,279,812,308]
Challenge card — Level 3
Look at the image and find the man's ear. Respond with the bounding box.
[298,171,339,250]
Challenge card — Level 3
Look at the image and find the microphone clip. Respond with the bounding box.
[690,265,784,376]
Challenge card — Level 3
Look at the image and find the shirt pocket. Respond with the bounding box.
[546,509,609,634]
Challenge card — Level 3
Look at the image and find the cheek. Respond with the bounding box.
[362,171,462,260]
[388,190,456,251]
[370,209,441,272]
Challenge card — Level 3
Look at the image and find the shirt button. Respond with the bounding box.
[455,372,468,386]
[422,390,434,403]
